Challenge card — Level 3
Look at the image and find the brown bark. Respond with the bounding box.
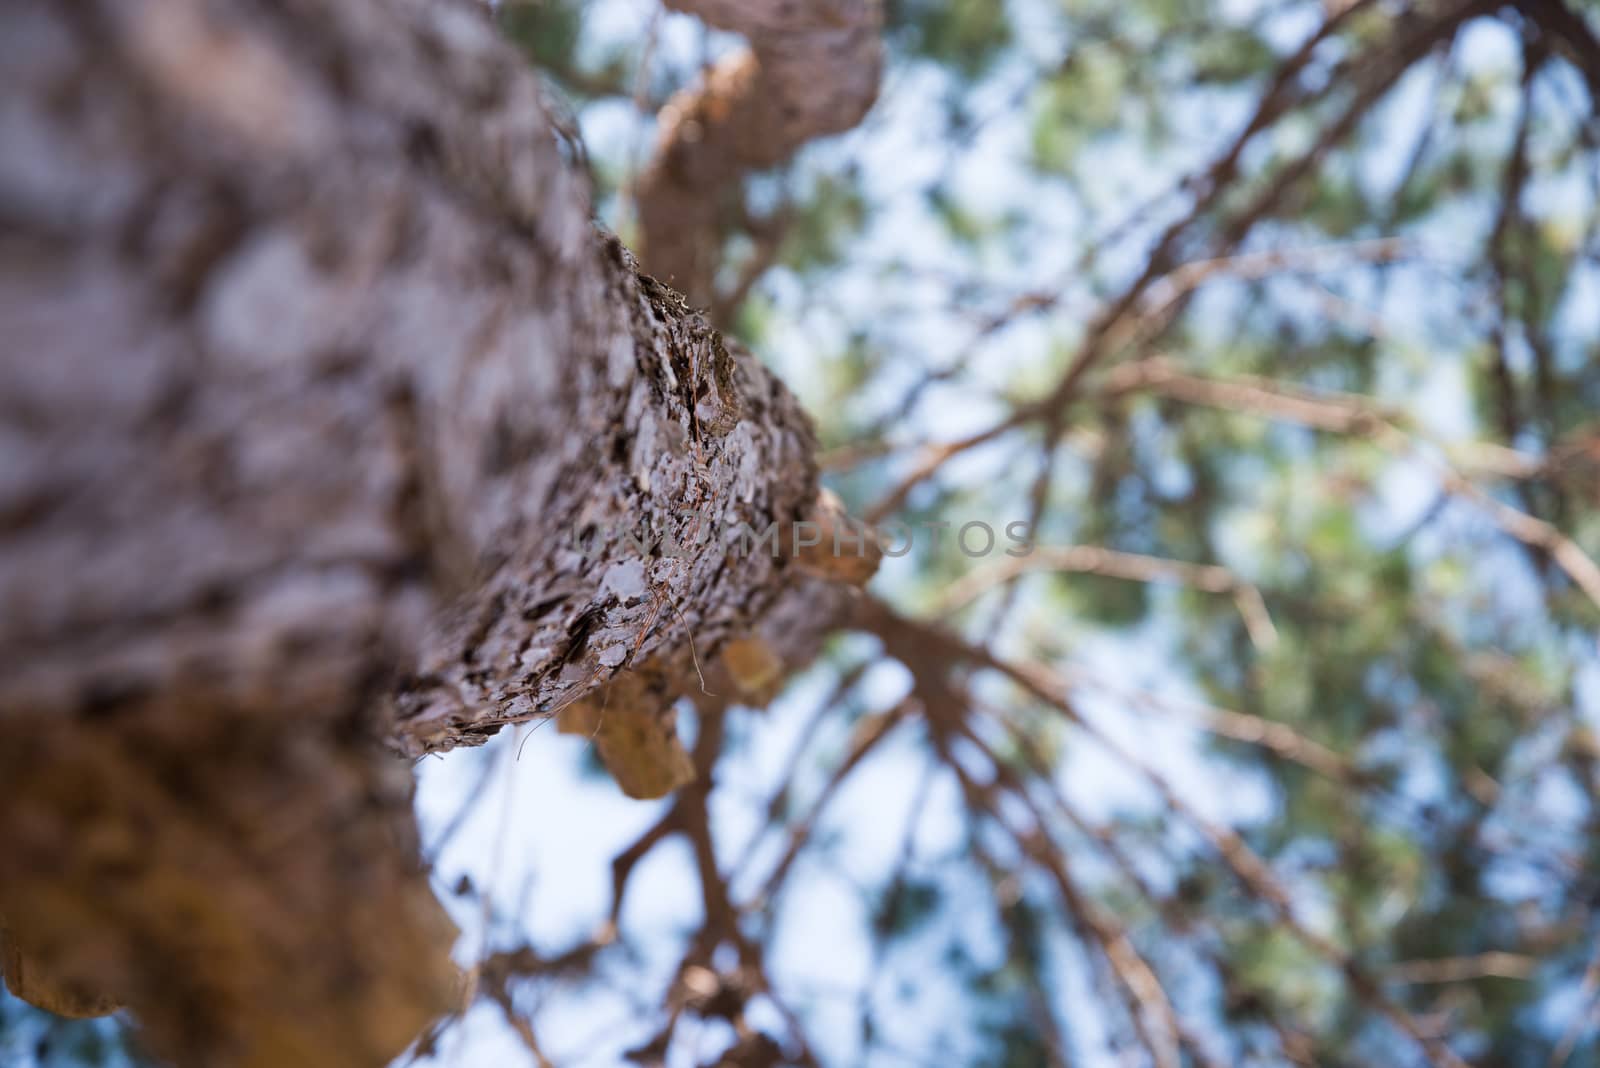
[635,0,883,307]
[0,0,862,1062]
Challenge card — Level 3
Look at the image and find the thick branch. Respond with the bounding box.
[636,0,883,307]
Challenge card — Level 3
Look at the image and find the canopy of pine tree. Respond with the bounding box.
[3,0,1600,1066]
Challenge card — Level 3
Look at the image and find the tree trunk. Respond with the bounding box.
[0,0,860,1062]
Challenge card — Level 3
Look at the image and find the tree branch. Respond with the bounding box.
[636,0,883,308]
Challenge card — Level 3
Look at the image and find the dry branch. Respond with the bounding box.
[1100,358,1600,611]
[936,543,1280,651]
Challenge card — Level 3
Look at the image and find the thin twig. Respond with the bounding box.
[936,543,1279,651]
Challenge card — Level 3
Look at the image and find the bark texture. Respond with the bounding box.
[0,0,855,1062]
[636,0,883,306]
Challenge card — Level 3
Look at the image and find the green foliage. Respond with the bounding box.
[1031,45,1129,169]
[1189,26,1277,84]
[780,174,869,275]
[889,0,1014,78]
[498,0,583,73]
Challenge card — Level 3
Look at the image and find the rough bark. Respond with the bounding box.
[0,0,860,1062]
[635,0,883,307]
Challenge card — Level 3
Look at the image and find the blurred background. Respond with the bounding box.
[7,0,1600,1064]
